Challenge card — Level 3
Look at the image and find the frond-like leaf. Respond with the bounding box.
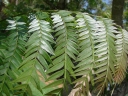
[72,12,98,96]
[114,29,128,84]
[13,15,55,95]
[0,17,26,95]
[93,18,117,95]
[45,10,78,95]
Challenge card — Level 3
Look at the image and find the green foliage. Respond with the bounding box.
[0,10,128,96]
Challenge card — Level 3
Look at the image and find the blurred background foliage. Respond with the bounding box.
[0,0,127,27]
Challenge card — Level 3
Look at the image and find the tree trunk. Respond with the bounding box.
[57,0,67,9]
[111,1,128,96]
[111,0,125,27]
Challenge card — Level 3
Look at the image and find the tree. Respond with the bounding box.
[112,0,125,27]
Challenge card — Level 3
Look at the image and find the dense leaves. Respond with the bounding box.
[0,10,128,96]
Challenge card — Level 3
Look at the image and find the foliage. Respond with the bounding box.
[0,0,83,20]
[0,10,128,96]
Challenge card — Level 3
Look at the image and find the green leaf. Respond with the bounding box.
[46,62,64,73]
[47,70,64,81]
[43,79,63,89]
[29,83,43,96]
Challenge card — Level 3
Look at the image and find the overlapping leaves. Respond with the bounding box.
[93,18,118,95]
[71,12,98,96]
[0,10,128,96]
[13,15,55,95]
[44,10,78,95]
[114,28,128,84]
[0,17,26,95]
